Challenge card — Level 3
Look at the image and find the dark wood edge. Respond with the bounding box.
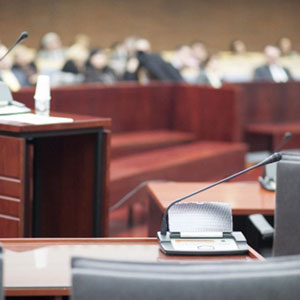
[101,130,111,236]
[5,287,70,297]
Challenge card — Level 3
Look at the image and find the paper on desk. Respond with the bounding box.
[0,113,73,125]
[168,202,233,232]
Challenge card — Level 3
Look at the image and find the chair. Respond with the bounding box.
[0,247,3,300]
[248,152,300,256]
[273,152,300,256]
[71,255,300,300]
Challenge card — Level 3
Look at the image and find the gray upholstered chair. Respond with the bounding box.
[71,255,300,300]
[248,152,300,256]
[0,247,3,300]
[273,153,300,256]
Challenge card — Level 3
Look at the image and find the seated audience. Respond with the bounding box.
[84,48,118,83]
[12,45,37,87]
[277,36,298,57]
[197,55,223,88]
[229,39,247,55]
[108,41,128,78]
[191,41,208,67]
[253,45,292,82]
[124,38,183,83]
[36,32,66,76]
[170,44,199,83]
[62,44,89,75]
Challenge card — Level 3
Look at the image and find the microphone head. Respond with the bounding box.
[261,152,282,166]
[16,32,29,44]
[284,132,292,140]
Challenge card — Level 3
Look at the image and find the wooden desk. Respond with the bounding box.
[147,181,275,236]
[0,237,262,297]
[246,122,300,151]
[0,113,111,237]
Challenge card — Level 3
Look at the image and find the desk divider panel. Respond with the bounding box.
[0,136,25,237]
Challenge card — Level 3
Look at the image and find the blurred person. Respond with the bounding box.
[0,44,21,91]
[254,45,292,82]
[197,55,223,88]
[229,39,247,55]
[12,45,37,86]
[62,44,89,75]
[170,44,200,83]
[84,48,118,83]
[191,41,208,67]
[36,32,66,75]
[123,36,139,59]
[73,33,91,50]
[123,38,182,83]
[109,41,129,78]
[277,37,298,57]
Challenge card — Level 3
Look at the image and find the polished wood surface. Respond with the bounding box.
[111,142,246,205]
[0,111,111,133]
[0,238,263,297]
[111,130,195,158]
[0,113,111,237]
[147,181,275,215]
[147,181,275,236]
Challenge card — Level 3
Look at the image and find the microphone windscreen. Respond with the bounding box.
[284,132,292,140]
[16,32,28,44]
[262,152,282,166]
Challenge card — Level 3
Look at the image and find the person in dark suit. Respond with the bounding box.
[253,45,292,82]
[123,38,183,83]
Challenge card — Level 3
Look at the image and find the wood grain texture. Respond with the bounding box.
[1,0,300,51]
[0,238,262,297]
[111,130,196,158]
[0,136,25,237]
[110,141,247,206]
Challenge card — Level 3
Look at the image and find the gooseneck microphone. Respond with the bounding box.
[0,31,29,62]
[273,132,292,153]
[160,152,282,235]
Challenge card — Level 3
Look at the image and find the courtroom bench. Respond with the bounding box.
[111,130,196,158]
[110,141,247,208]
[245,122,300,151]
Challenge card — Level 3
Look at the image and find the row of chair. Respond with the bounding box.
[71,255,300,300]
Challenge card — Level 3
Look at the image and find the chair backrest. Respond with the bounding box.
[0,247,3,300]
[71,255,300,300]
[273,152,300,256]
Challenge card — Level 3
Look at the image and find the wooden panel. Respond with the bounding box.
[37,133,96,237]
[2,0,300,52]
[172,85,242,142]
[0,179,22,198]
[111,130,195,158]
[0,135,25,237]
[0,216,21,237]
[0,196,20,217]
[14,83,174,133]
[0,136,24,178]
[110,141,246,206]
